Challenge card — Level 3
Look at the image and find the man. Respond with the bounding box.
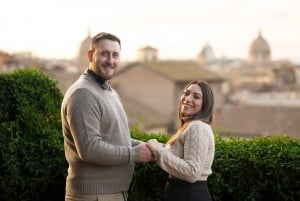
[61,32,153,201]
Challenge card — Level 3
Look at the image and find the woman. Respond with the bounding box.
[147,80,215,201]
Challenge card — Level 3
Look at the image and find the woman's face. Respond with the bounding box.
[180,84,203,117]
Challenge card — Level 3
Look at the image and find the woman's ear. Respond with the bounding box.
[87,50,93,62]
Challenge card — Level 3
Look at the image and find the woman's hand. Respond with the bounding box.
[147,139,163,151]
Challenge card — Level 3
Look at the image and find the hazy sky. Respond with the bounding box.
[1,0,300,62]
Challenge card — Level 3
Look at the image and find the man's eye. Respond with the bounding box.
[101,52,108,56]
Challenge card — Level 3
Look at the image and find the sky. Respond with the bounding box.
[1,0,300,62]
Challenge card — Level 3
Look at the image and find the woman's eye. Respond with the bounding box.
[183,91,190,96]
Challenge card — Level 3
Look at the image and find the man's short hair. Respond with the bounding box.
[90,32,121,50]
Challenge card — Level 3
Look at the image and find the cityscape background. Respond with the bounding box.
[1,0,300,62]
[1,0,300,139]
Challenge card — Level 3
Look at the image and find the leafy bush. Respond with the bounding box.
[209,134,300,201]
[129,130,169,201]
[129,128,300,201]
[0,69,67,201]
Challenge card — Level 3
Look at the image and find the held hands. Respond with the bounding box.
[147,139,162,151]
[136,143,153,163]
[136,140,163,163]
[146,139,164,162]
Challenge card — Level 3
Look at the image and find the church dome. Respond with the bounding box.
[77,31,91,72]
[248,30,271,65]
[197,43,214,64]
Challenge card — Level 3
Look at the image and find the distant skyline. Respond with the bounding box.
[1,0,300,62]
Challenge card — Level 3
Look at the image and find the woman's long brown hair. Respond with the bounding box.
[167,80,214,145]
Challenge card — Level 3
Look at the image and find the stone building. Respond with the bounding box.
[137,46,158,62]
[111,47,226,133]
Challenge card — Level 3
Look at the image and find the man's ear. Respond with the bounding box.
[87,50,93,62]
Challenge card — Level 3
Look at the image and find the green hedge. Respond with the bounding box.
[0,69,299,201]
[210,135,299,201]
[0,69,67,201]
[130,130,300,201]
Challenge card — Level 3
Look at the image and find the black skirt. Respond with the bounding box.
[164,178,212,201]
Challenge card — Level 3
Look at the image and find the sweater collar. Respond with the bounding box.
[86,69,111,90]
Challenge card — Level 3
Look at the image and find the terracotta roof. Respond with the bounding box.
[118,91,169,129]
[146,61,224,81]
[118,61,224,82]
[213,104,300,139]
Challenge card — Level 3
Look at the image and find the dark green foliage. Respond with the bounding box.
[129,162,168,201]
[129,130,169,201]
[209,134,300,201]
[131,126,170,143]
[129,128,300,201]
[0,69,67,201]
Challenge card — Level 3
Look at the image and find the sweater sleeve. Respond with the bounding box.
[131,138,142,147]
[152,122,212,183]
[65,88,139,165]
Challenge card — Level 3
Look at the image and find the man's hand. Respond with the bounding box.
[136,143,153,163]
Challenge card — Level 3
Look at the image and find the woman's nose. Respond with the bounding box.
[184,94,193,102]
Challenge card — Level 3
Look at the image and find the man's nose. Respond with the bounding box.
[107,55,114,63]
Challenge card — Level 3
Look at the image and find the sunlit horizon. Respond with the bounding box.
[1,0,300,62]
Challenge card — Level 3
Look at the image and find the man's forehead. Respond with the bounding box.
[96,40,121,51]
